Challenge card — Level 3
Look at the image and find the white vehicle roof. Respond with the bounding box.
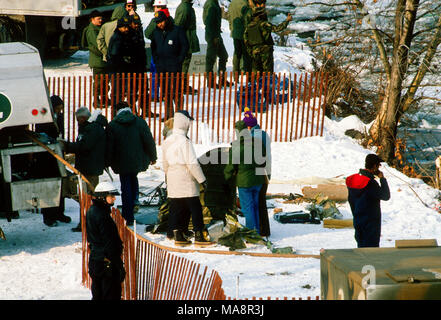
[0,42,53,130]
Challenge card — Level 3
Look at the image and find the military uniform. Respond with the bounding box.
[228,0,251,73]
[244,7,290,73]
[82,21,108,105]
[203,0,228,76]
[175,0,200,76]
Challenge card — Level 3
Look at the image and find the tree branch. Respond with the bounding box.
[401,9,441,112]
[353,0,392,80]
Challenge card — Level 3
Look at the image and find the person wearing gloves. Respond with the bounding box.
[161,110,213,247]
[86,181,125,300]
[64,107,108,231]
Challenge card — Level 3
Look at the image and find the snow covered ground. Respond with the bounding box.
[2,1,441,300]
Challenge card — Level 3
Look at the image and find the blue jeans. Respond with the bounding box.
[238,185,262,232]
[120,173,139,224]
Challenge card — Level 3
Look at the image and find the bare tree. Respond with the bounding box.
[300,0,441,163]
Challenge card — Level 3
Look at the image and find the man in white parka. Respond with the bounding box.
[161,110,213,247]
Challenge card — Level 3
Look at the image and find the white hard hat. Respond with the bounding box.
[153,0,168,6]
[94,182,120,197]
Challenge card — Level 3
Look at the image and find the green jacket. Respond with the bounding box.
[144,19,156,40]
[82,22,107,68]
[203,0,222,42]
[224,125,266,188]
[107,109,157,175]
[228,0,248,39]
[244,7,289,48]
[175,0,200,53]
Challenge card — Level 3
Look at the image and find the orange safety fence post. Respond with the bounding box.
[285,73,291,142]
[310,71,319,137]
[274,72,281,142]
[321,73,329,137]
[300,72,308,138]
[294,73,302,140]
[316,71,323,137]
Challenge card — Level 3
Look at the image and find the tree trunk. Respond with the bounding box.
[369,0,419,163]
[369,71,402,163]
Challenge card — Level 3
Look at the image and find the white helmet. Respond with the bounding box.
[153,0,168,6]
[94,182,120,197]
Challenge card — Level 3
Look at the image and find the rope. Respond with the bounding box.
[383,166,431,209]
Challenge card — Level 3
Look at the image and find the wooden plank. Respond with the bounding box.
[323,219,353,229]
[301,184,348,201]
[395,239,438,248]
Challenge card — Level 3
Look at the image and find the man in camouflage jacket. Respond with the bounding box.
[244,0,292,73]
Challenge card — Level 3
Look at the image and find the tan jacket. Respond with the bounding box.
[97,20,117,62]
[162,113,206,198]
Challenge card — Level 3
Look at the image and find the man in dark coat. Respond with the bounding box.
[107,16,136,105]
[86,181,124,300]
[150,10,189,120]
[346,154,390,248]
[127,13,148,111]
[64,107,108,231]
[106,101,157,225]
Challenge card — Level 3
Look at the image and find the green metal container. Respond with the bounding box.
[321,241,441,300]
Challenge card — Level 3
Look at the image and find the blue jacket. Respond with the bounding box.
[346,169,390,229]
[150,18,189,73]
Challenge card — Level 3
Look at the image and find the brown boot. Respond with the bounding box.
[173,229,192,247]
[194,230,215,247]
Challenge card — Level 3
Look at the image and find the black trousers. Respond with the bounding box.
[168,197,204,235]
[88,259,122,300]
[354,220,381,248]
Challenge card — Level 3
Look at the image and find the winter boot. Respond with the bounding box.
[194,230,215,247]
[183,229,194,240]
[56,214,72,223]
[173,229,191,247]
